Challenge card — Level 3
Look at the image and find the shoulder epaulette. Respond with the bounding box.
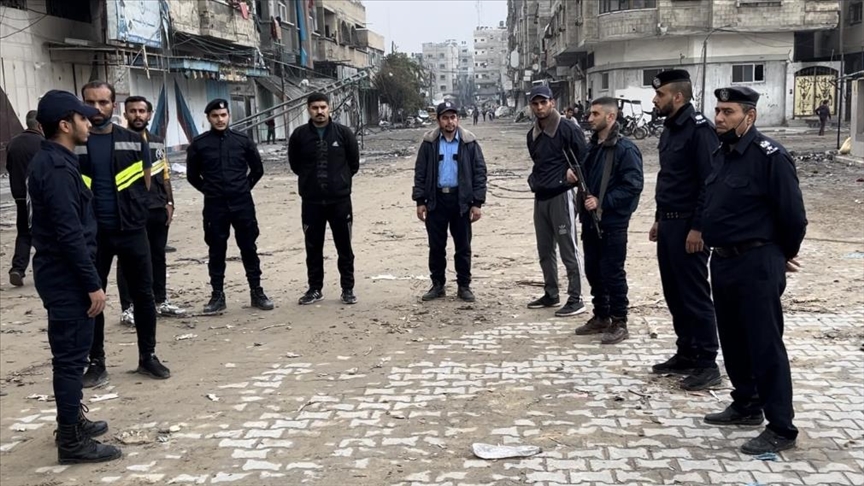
[756,138,779,155]
[693,112,709,125]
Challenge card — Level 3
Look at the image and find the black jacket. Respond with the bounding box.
[141,130,170,209]
[580,123,644,229]
[6,129,43,200]
[527,109,588,201]
[187,128,264,199]
[412,127,487,215]
[29,141,100,319]
[288,119,359,202]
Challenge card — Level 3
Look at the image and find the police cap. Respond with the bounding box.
[714,86,759,106]
[436,101,458,117]
[36,90,99,125]
[205,98,230,114]
[651,69,690,89]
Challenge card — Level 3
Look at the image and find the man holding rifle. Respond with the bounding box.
[525,86,588,317]
[573,97,643,344]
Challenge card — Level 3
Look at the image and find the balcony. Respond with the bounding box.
[168,0,258,48]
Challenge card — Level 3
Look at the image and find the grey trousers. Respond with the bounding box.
[534,190,583,300]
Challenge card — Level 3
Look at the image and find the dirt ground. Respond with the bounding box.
[0,119,862,484]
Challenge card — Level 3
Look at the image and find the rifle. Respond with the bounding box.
[562,147,602,239]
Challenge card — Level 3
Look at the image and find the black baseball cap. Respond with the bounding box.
[714,86,759,106]
[36,90,99,125]
[436,101,458,117]
[529,85,553,101]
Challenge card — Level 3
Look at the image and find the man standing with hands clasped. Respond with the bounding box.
[525,85,588,317]
[412,101,487,302]
[701,86,807,455]
[289,92,360,305]
[649,69,721,391]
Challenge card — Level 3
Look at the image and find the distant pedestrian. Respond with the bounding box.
[525,85,588,318]
[701,86,807,455]
[482,109,487,122]
[265,115,276,143]
[815,100,830,136]
[412,101,487,302]
[573,97,644,344]
[6,110,42,287]
[288,92,360,305]
[472,108,479,125]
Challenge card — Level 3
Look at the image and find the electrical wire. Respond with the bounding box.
[0,12,47,39]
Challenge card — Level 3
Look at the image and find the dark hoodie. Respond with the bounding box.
[526,108,588,201]
[580,123,644,229]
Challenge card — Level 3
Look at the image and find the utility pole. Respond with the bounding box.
[837,8,844,150]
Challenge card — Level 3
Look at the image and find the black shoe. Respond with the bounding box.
[164,245,177,253]
[421,284,445,302]
[299,289,324,305]
[136,354,171,380]
[56,423,122,465]
[457,286,475,302]
[704,405,765,426]
[681,366,722,391]
[54,404,108,442]
[574,315,611,335]
[601,317,630,345]
[82,359,108,388]
[652,355,697,375]
[203,291,226,314]
[554,298,586,317]
[341,289,358,305]
[527,294,560,309]
[251,287,274,310]
[9,270,24,287]
[740,429,797,455]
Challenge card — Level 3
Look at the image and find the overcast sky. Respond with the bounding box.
[363,0,507,54]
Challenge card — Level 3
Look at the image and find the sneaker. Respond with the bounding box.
[680,366,722,391]
[82,359,108,388]
[9,270,24,287]
[421,284,445,302]
[600,317,629,345]
[457,286,475,302]
[574,315,611,335]
[120,306,135,327]
[554,298,586,317]
[157,301,186,317]
[740,429,797,455]
[299,289,324,305]
[341,289,358,305]
[527,294,560,309]
[652,355,697,375]
[203,291,226,314]
[704,405,765,426]
[250,287,275,310]
[136,354,171,379]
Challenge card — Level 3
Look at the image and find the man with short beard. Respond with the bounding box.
[649,69,721,391]
[116,96,185,326]
[572,97,643,344]
[412,101,487,302]
[187,98,273,314]
[79,81,169,387]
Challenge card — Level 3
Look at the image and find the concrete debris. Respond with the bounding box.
[471,443,541,460]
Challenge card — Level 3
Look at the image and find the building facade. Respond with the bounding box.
[421,40,460,102]
[510,0,842,126]
[474,24,508,104]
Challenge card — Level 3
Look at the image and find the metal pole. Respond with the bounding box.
[837,11,844,150]
[700,37,708,113]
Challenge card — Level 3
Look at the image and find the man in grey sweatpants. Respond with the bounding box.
[525,86,589,317]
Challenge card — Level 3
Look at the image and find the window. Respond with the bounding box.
[850,1,863,25]
[439,53,445,58]
[0,0,27,10]
[46,0,91,22]
[599,0,657,14]
[732,64,765,83]
[439,74,446,80]
[440,85,447,91]
[277,0,288,21]
[642,68,666,87]
[438,63,446,69]
[601,72,609,90]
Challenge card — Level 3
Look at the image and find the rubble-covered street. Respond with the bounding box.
[0,121,862,485]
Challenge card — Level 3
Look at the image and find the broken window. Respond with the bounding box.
[850,1,863,25]
[0,0,27,10]
[46,0,91,22]
[732,64,765,83]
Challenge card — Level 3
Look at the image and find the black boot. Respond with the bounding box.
[422,283,445,301]
[56,423,122,465]
[203,291,226,314]
[704,404,765,426]
[82,358,108,388]
[250,287,274,311]
[55,404,108,442]
[137,354,171,379]
[601,317,630,345]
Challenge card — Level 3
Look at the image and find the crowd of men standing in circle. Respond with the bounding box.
[6,66,806,465]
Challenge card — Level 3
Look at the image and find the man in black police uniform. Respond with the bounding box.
[116,96,185,326]
[702,86,807,455]
[30,90,121,463]
[288,92,360,305]
[649,69,721,391]
[412,101,487,302]
[573,97,644,344]
[187,98,274,313]
[6,110,42,287]
[79,81,169,387]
